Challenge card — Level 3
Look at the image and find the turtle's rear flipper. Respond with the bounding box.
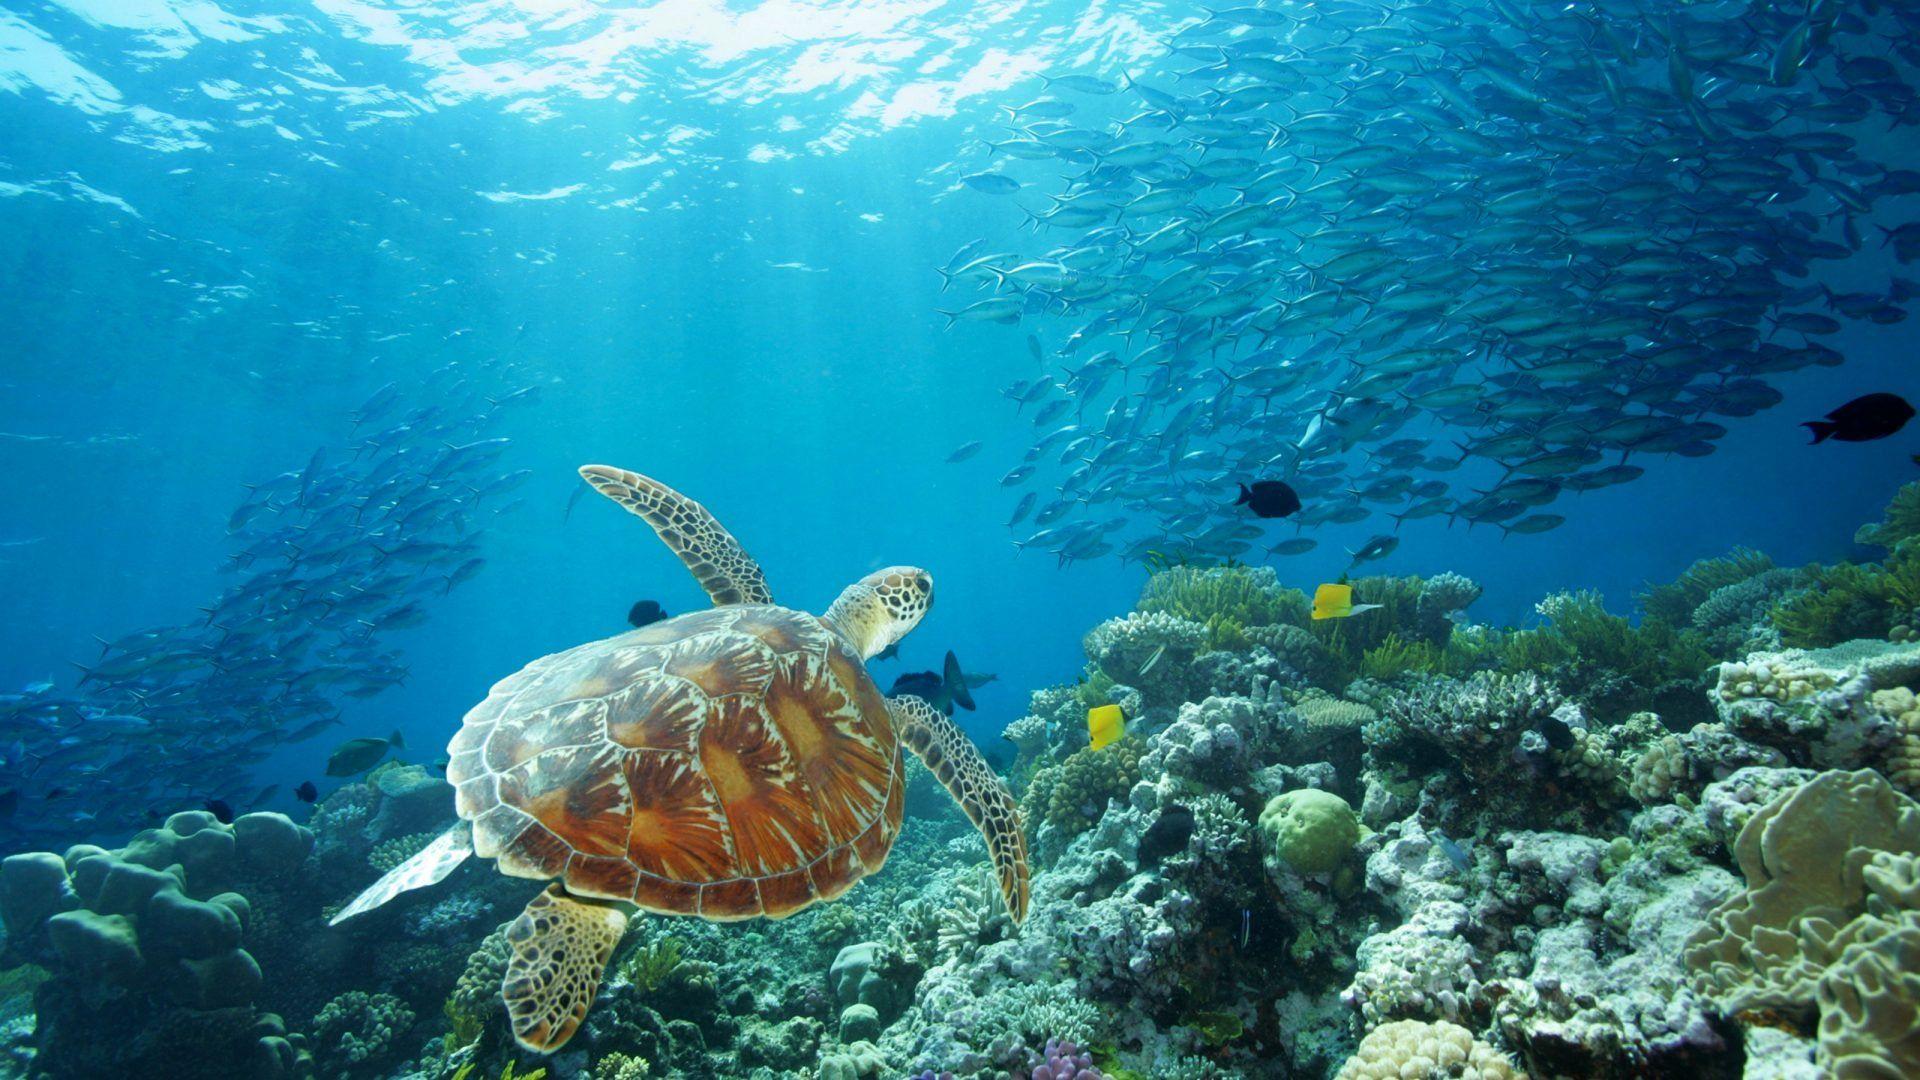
[503,885,628,1052]
[577,465,774,607]
[328,822,472,926]
[891,694,1030,923]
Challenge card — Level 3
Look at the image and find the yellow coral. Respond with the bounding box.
[1685,770,1920,1078]
[1873,687,1920,798]
[1333,1019,1518,1080]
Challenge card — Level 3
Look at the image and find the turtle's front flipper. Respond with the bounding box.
[502,885,628,1052]
[891,695,1031,923]
[578,465,774,606]
[329,822,472,926]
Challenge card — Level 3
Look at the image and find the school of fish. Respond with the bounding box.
[0,358,538,844]
[942,0,1920,567]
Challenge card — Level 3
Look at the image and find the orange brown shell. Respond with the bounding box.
[446,605,904,920]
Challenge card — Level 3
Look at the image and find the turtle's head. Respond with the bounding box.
[824,566,933,661]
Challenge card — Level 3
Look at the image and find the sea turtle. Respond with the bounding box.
[330,465,1030,1053]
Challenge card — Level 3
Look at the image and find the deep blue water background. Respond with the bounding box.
[0,0,1913,807]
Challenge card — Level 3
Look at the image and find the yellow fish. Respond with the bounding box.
[1088,704,1126,750]
[1312,583,1384,621]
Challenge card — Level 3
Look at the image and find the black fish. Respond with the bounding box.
[0,789,16,819]
[295,780,318,803]
[204,799,235,824]
[889,651,980,716]
[627,600,670,628]
[1235,480,1302,519]
[1538,715,1576,752]
[1803,393,1914,443]
[875,643,901,662]
[1137,804,1195,866]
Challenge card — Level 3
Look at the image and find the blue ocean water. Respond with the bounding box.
[6,2,1920,1079]
[2,0,1914,797]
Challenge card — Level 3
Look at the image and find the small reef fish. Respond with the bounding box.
[1432,829,1473,875]
[627,600,670,628]
[889,651,984,716]
[1311,584,1382,621]
[1803,392,1914,443]
[1348,536,1399,567]
[326,731,404,777]
[203,799,235,824]
[1235,480,1302,519]
[294,780,319,803]
[1137,804,1195,866]
[1088,703,1126,750]
[1138,643,1168,677]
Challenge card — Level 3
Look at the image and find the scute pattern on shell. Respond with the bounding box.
[449,604,904,920]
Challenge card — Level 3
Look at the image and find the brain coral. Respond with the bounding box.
[1259,789,1364,877]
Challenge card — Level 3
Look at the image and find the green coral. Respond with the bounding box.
[1857,480,1920,551]
[368,830,436,874]
[450,924,512,1020]
[615,934,684,994]
[1769,546,1920,648]
[590,1051,651,1080]
[1259,789,1364,876]
[1640,547,1774,626]
[805,901,864,953]
[1357,633,1440,681]
[453,1064,548,1080]
[1137,565,1308,650]
[443,995,483,1053]
[1021,737,1144,841]
[1496,590,1715,719]
[1183,1009,1245,1048]
[312,990,415,1073]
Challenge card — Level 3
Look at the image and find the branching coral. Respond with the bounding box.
[312,990,414,1074]
[935,866,1012,963]
[1640,548,1775,628]
[1856,480,1920,552]
[1769,546,1920,648]
[1021,738,1144,845]
[368,830,437,874]
[1137,565,1308,649]
[1498,590,1715,720]
[616,934,685,994]
[1358,633,1442,681]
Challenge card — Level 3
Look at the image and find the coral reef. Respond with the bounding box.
[0,810,316,1077]
[1684,769,1920,1078]
[1333,1019,1516,1080]
[7,487,1920,1080]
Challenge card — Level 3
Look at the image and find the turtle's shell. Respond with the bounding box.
[446,605,904,920]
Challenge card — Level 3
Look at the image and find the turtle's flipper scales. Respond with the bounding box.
[502,885,628,1052]
[578,465,774,607]
[328,823,472,926]
[891,694,1031,922]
